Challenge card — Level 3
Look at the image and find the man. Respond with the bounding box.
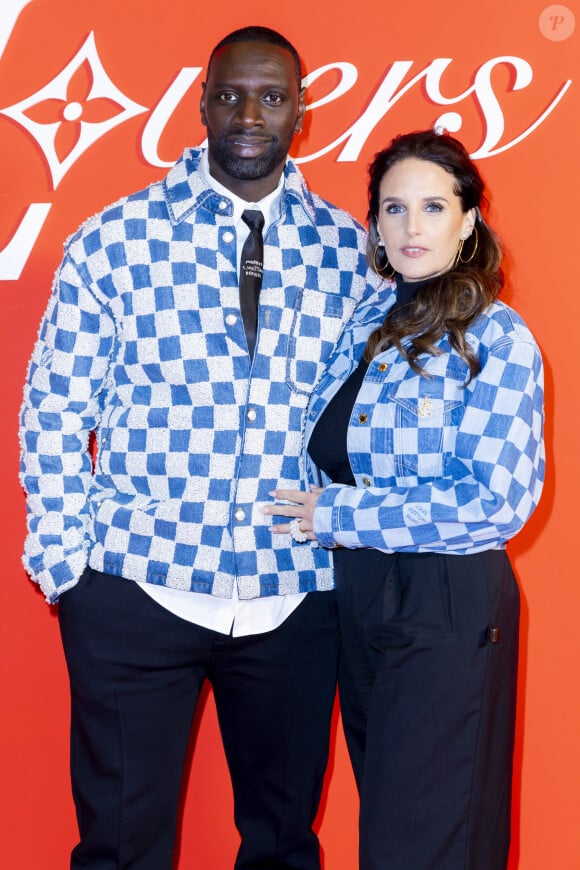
[19,26,379,870]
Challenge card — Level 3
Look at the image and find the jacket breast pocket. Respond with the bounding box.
[285,289,355,396]
[392,390,464,482]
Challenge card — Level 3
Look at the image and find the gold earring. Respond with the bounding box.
[457,226,479,264]
[372,245,396,279]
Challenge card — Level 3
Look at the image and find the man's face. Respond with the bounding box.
[200,41,305,200]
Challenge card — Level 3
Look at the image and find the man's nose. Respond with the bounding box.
[236,96,265,127]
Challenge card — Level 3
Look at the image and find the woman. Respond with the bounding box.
[264,130,545,869]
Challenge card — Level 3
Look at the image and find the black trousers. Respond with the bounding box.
[57,569,339,870]
[335,548,519,870]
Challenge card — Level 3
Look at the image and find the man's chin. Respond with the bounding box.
[209,140,286,183]
[225,156,282,181]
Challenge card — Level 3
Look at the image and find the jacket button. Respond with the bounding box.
[223,231,234,243]
[362,477,371,487]
[358,413,368,424]
[377,363,388,372]
[247,409,256,422]
[234,509,246,522]
[225,314,237,325]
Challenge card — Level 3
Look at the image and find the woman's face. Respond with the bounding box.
[376,157,475,283]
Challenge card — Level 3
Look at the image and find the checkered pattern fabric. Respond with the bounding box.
[307,300,545,554]
[19,148,380,603]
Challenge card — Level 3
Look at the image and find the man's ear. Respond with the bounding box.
[294,87,306,134]
[200,82,207,127]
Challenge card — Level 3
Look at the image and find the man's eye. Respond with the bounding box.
[219,92,238,102]
[264,93,284,105]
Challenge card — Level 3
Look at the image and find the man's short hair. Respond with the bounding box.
[206,26,303,92]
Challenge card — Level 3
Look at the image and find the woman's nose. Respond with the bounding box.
[405,210,421,236]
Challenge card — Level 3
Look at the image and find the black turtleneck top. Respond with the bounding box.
[307,276,428,485]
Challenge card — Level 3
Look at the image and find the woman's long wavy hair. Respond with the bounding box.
[365,130,503,380]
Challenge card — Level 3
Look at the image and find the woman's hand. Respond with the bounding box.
[262,486,323,541]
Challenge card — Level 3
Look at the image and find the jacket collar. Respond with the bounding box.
[162,147,317,226]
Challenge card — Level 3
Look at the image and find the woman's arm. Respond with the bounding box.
[312,336,544,553]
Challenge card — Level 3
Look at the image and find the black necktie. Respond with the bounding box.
[239,209,265,360]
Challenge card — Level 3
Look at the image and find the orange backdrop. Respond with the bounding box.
[1,1,578,867]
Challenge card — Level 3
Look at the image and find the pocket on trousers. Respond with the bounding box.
[366,553,455,652]
[57,565,92,608]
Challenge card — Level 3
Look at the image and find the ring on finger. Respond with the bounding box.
[289,517,309,543]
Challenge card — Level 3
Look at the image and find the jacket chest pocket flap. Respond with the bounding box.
[391,359,466,481]
[286,289,355,396]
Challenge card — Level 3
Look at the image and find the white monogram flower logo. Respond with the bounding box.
[0,32,147,188]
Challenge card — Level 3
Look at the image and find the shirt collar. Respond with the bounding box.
[199,150,283,231]
[163,148,317,227]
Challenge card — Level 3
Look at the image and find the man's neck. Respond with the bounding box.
[207,155,285,203]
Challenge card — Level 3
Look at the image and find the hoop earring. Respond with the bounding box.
[372,244,396,279]
[457,226,479,264]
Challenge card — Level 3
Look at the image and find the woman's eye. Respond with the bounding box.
[385,203,405,214]
[424,202,444,213]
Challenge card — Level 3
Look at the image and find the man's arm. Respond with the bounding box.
[19,253,115,603]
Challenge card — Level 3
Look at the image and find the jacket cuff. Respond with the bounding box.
[313,483,360,549]
[22,542,89,604]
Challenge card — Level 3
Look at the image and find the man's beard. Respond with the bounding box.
[207,129,292,181]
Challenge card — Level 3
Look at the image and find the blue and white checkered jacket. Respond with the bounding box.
[19,148,381,604]
[305,287,545,554]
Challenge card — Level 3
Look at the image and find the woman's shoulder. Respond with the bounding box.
[469,299,541,353]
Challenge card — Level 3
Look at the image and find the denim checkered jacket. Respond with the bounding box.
[305,288,545,553]
[19,148,380,603]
